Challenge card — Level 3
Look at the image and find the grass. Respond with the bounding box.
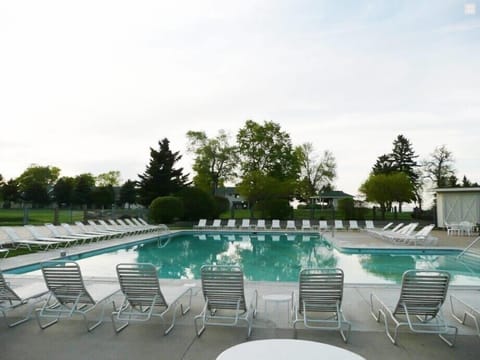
[0,208,84,226]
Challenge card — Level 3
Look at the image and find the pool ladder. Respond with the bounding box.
[457,235,480,259]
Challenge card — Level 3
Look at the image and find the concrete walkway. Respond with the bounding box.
[1,228,479,359]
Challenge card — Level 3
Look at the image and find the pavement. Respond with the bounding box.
[1,227,480,360]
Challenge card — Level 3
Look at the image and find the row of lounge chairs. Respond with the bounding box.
[194,219,375,231]
[2,263,475,347]
[367,222,438,246]
[0,218,166,252]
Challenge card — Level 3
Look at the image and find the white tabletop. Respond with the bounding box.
[216,339,365,360]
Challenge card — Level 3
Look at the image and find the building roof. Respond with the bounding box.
[312,190,354,199]
[435,187,480,193]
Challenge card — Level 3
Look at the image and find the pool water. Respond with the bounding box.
[8,232,480,285]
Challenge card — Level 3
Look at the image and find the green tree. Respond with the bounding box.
[119,180,137,207]
[137,138,190,207]
[186,130,238,195]
[237,120,300,180]
[359,173,415,219]
[96,171,121,186]
[17,164,60,206]
[422,145,456,188]
[391,135,420,211]
[149,196,184,224]
[91,185,115,208]
[53,176,75,207]
[176,187,217,220]
[73,173,95,207]
[372,154,395,175]
[236,120,300,213]
[1,178,20,208]
[296,143,336,203]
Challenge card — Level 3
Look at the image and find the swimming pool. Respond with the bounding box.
[7,232,480,285]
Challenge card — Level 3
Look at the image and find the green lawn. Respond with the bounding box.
[0,208,84,226]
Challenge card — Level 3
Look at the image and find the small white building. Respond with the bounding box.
[435,187,480,228]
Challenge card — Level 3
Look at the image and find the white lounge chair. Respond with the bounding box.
[224,219,237,230]
[36,261,120,332]
[348,220,360,231]
[401,224,437,246]
[450,293,480,337]
[194,265,258,338]
[364,220,375,230]
[25,225,79,247]
[75,221,117,239]
[334,220,345,231]
[0,271,49,327]
[382,223,418,242]
[61,223,105,242]
[370,270,457,346]
[286,220,297,231]
[255,219,266,230]
[239,219,253,230]
[318,220,329,231]
[111,263,193,334]
[209,219,222,230]
[87,220,126,237]
[194,219,207,229]
[301,220,312,231]
[1,227,58,251]
[293,268,351,342]
[270,219,281,230]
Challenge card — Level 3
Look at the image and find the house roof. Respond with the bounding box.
[312,190,354,199]
[435,187,480,193]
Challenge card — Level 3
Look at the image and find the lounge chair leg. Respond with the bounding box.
[35,309,59,330]
[194,314,206,337]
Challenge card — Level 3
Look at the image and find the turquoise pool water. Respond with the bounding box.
[7,232,480,285]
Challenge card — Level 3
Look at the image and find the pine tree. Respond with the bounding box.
[137,138,190,206]
[372,154,395,175]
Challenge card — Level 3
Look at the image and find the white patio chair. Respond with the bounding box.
[270,219,281,230]
[36,261,120,332]
[370,270,457,346]
[293,268,351,342]
[194,265,258,338]
[0,271,48,327]
[112,263,193,334]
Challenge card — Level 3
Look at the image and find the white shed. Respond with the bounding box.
[435,187,480,228]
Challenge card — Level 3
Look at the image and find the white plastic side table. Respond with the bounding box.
[263,294,291,324]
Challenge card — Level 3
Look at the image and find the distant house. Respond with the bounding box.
[310,190,354,208]
[435,187,480,228]
[215,187,248,209]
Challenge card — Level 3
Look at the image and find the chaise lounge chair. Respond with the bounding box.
[25,225,79,247]
[301,220,312,231]
[111,263,193,334]
[334,220,345,231]
[1,227,59,251]
[194,265,258,338]
[292,268,351,342]
[286,220,297,231]
[0,270,49,327]
[370,270,457,346]
[450,293,480,337]
[348,220,360,231]
[255,219,266,230]
[36,261,120,332]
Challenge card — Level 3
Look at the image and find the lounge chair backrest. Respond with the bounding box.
[365,220,375,229]
[197,219,207,227]
[200,265,246,312]
[211,219,221,227]
[226,219,236,227]
[335,220,344,228]
[0,271,21,302]
[286,220,296,229]
[256,219,265,228]
[3,227,20,241]
[41,261,95,305]
[45,223,62,236]
[298,268,344,314]
[116,263,167,308]
[241,219,250,227]
[318,221,328,229]
[302,220,310,227]
[416,224,435,237]
[394,270,450,317]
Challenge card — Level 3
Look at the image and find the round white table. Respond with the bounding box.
[216,339,365,360]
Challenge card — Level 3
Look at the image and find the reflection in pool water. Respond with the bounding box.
[9,232,480,285]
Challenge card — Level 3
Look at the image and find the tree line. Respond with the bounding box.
[0,120,477,218]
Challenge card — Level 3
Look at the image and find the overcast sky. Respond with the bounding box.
[1,1,479,200]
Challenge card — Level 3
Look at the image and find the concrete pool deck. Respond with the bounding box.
[1,228,479,359]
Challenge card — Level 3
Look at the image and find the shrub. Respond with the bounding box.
[214,196,230,216]
[149,196,184,224]
[256,199,292,220]
[337,198,354,220]
[176,187,216,221]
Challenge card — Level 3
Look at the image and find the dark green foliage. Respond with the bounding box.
[149,196,184,224]
[91,185,115,208]
[53,177,75,206]
[255,198,292,220]
[176,187,216,221]
[137,138,190,206]
[73,173,95,207]
[372,154,395,175]
[119,180,137,207]
[214,196,230,215]
[337,198,354,220]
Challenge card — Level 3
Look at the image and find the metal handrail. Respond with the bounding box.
[457,236,480,259]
